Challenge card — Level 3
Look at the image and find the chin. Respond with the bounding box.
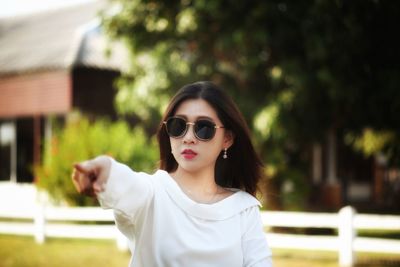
[179,164,201,173]
[177,161,202,173]
[178,160,215,175]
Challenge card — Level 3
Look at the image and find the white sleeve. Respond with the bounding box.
[242,206,273,267]
[97,158,154,238]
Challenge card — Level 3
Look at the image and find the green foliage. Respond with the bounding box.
[35,113,158,206]
[100,0,400,209]
[344,128,400,166]
[345,128,396,157]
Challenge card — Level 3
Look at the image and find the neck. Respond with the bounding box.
[171,167,219,195]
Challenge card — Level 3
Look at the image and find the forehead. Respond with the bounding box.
[174,98,219,121]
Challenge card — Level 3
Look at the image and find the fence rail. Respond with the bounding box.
[1,205,399,266]
[0,206,129,250]
[262,207,400,266]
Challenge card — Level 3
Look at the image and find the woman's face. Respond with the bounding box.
[169,98,233,175]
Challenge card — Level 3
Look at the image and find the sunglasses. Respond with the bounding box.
[163,117,224,141]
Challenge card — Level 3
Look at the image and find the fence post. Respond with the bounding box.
[34,203,45,244]
[338,206,356,267]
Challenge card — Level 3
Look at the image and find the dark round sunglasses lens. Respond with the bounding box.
[167,118,186,137]
[195,120,215,140]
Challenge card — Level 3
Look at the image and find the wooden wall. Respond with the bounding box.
[0,70,71,118]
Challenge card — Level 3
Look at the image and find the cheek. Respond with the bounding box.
[169,138,179,153]
[205,139,224,157]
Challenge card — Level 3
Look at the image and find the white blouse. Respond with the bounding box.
[98,158,272,267]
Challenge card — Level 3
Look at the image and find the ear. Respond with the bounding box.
[223,130,235,149]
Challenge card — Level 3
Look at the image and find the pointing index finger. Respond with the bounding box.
[73,163,89,174]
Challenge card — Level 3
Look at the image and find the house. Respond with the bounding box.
[0,0,127,185]
[309,130,399,212]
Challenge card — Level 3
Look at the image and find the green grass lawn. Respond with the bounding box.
[0,234,399,267]
[0,235,130,267]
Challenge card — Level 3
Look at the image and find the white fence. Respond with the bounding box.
[0,205,129,250]
[1,205,400,267]
[262,206,400,266]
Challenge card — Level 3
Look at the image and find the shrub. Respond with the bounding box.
[35,112,158,206]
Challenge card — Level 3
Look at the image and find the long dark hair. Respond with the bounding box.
[156,81,263,196]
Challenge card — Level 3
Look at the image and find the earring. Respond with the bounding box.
[223,148,228,159]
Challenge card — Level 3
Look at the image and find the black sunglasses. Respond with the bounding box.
[163,117,224,141]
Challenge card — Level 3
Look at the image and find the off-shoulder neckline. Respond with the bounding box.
[155,170,261,221]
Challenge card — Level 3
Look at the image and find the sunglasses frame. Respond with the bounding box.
[163,116,224,141]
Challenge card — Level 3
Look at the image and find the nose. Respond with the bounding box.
[182,123,197,144]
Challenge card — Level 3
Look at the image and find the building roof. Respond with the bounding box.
[0,0,128,76]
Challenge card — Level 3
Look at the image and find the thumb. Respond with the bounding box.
[93,180,105,193]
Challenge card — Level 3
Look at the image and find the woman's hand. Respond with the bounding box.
[71,155,112,197]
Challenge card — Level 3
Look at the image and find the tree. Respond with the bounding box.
[101,0,400,209]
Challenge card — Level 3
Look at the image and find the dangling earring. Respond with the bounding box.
[223,148,228,159]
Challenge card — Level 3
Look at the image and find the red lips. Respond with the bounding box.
[182,149,197,159]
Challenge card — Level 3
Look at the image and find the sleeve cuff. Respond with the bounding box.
[96,158,154,223]
[97,158,137,209]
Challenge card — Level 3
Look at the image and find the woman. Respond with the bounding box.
[72,81,272,266]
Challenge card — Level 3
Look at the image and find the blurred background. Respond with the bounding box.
[0,0,399,266]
